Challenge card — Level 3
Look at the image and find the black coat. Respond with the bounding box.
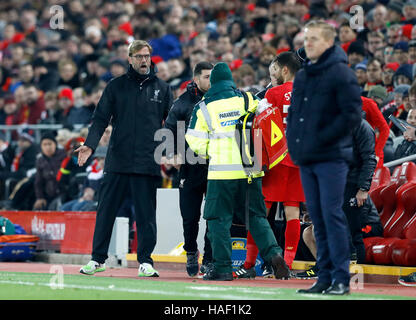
[34,148,66,200]
[347,118,377,191]
[286,45,362,165]
[164,81,208,186]
[84,65,173,176]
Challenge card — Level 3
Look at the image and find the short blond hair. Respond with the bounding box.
[128,40,153,57]
[304,20,336,42]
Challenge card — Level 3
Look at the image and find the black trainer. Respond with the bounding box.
[296,265,319,279]
[323,282,350,295]
[398,272,416,287]
[233,264,256,279]
[261,262,274,278]
[203,268,233,281]
[271,254,291,279]
[186,251,199,277]
[200,262,213,275]
[297,281,331,294]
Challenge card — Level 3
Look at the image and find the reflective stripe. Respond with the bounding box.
[198,101,213,131]
[209,164,244,172]
[186,128,209,139]
[60,168,71,175]
[209,131,235,139]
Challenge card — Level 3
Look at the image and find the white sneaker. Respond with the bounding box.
[80,260,106,275]
[138,263,159,277]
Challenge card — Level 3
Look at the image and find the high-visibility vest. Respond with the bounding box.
[185,90,264,180]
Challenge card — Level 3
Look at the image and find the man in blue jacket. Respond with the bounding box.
[286,21,362,295]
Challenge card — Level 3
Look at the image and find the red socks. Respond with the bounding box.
[284,219,300,269]
[244,219,300,270]
[244,231,258,269]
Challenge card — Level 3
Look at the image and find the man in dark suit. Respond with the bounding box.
[286,20,362,295]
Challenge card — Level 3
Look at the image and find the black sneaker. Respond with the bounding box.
[296,265,319,279]
[271,254,291,280]
[186,251,199,277]
[233,264,256,279]
[203,268,233,281]
[261,262,274,278]
[200,262,213,275]
[398,272,416,287]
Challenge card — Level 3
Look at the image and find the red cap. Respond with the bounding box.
[59,88,74,102]
[118,21,133,36]
[152,55,163,64]
[401,24,413,40]
[385,62,400,72]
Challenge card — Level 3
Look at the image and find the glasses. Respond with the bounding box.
[131,54,151,60]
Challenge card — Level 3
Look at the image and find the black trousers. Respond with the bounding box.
[342,182,366,264]
[179,180,212,263]
[91,172,159,265]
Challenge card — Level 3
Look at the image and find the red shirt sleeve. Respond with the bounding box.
[361,97,390,166]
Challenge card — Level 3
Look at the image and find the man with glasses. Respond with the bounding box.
[77,40,173,278]
[367,31,386,56]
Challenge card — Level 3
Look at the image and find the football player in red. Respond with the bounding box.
[234,52,304,279]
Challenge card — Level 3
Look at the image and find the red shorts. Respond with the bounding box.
[265,200,300,209]
[262,164,305,204]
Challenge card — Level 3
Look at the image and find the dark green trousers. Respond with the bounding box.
[203,178,282,273]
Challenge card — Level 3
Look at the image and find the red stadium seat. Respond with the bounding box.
[365,163,416,265]
[383,183,416,238]
[378,166,402,227]
[391,239,416,266]
[369,166,391,212]
[403,211,416,240]
[371,237,401,265]
[363,236,384,263]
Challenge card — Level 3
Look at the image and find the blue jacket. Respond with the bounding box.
[286,45,362,165]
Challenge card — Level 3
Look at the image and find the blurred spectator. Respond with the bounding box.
[394,108,416,162]
[33,57,60,92]
[243,31,264,70]
[393,63,413,86]
[58,87,93,126]
[354,63,368,91]
[16,84,45,124]
[403,0,416,25]
[17,63,34,86]
[1,96,18,126]
[393,41,410,65]
[367,31,386,56]
[347,40,367,67]
[109,59,128,79]
[58,59,80,89]
[56,136,88,204]
[0,131,13,177]
[0,128,38,206]
[40,91,63,125]
[60,146,107,212]
[382,62,400,93]
[364,58,383,92]
[409,40,416,63]
[339,22,357,54]
[155,61,170,82]
[386,2,404,27]
[32,132,66,210]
